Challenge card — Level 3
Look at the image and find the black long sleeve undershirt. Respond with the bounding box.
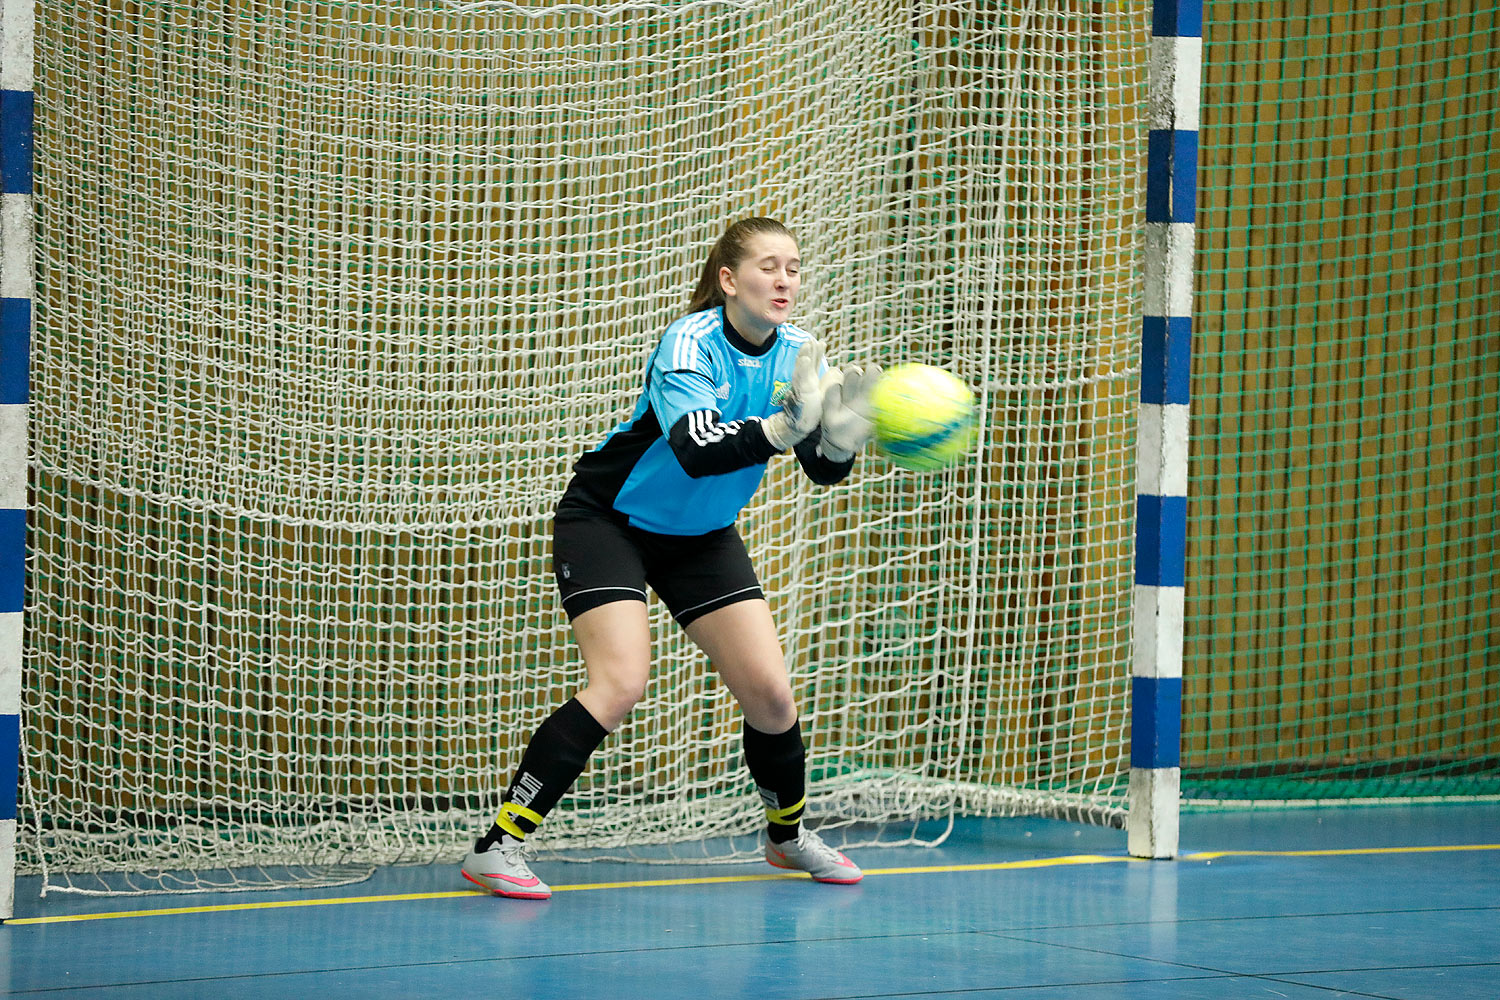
[666,410,854,485]
[793,429,856,485]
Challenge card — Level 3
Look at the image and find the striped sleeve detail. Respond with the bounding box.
[669,310,718,371]
[687,409,747,447]
[667,409,779,478]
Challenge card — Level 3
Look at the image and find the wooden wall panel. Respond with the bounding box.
[1186,1,1500,784]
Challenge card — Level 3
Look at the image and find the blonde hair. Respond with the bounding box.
[686,217,797,314]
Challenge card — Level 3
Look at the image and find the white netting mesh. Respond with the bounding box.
[24,0,1147,893]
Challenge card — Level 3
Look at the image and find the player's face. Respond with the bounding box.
[721,233,801,338]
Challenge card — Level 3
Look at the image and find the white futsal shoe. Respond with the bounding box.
[461,838,552,900]
[765,829,864,884]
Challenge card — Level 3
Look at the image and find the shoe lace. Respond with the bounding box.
[481,835,536,864]
[499,839,536,863]
[795,829,842,861]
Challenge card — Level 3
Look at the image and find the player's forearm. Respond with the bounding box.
[794,430,856,486]
[667,410,782,478]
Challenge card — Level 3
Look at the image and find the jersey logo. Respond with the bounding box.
[770,380,791,406]
[715,382,732,400]
[737,357,762,368]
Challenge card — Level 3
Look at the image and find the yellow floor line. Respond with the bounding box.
[1183,843,1500,860]
[7,844,1497,927]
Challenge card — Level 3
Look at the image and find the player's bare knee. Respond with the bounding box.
[578,675,647,731]
[742,686,797,734]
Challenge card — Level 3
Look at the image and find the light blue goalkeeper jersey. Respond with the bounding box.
[557,307,833,535]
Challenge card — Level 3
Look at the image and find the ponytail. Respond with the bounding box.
[686,217,796,313]
[686,246,726,314]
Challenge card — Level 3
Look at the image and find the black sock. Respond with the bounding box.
[477,697,609,852]
[743,719,806,845]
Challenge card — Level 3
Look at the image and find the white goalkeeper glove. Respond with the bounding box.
[816,362,881,462]
[762,339,827,451]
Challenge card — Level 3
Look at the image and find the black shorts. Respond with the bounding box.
[552,514,765,627]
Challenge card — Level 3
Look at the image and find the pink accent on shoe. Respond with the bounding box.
[461,868,551,900]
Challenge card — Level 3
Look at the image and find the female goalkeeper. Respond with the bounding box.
[461,217,879,899]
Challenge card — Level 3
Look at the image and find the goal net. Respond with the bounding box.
[1183,2,1500,804]
[24,1,1148,893]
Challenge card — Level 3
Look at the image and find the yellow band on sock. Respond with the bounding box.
[765,796,806,826]
[497,802,545,840]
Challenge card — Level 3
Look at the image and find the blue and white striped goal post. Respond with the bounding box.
[0,0,34,921]
[1129,0,1201,860]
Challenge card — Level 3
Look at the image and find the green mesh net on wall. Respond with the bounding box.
[1185,2,1499,803]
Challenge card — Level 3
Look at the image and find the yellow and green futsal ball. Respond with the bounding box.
[869,362,976,471]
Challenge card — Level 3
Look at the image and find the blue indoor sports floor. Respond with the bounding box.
[3,804,1496,998]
